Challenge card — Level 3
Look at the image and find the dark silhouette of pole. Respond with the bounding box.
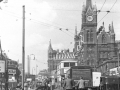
[22,5,25,90]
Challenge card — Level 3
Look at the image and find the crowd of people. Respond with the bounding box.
[61,75,86,90]
[14,78,51,90]
[13,75,86,90]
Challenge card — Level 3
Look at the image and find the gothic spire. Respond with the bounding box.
[109,24,111,32]
[86,0,92,9]
[82,2,86,11]
[75,25,77,36]
[111,21,115,34]
[48,39,53,52]
[0,37,3,59]
[102,22,105,31]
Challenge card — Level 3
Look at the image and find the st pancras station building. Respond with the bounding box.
[47,0,120,77]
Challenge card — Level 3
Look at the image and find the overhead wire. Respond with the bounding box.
[98,0,117,24]
[27,12,75,35]
[26,12,74,37]
[97,0,107,15]
[52,8,82,11]
[0,8,22,19]
[6,5,75,33]
[109,0,117,11]
[0,7,74,38]
[26,17,74,38]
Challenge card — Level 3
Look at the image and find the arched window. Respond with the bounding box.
[90,30,93,42]
[102,34,106,43]
[87,31,89,42]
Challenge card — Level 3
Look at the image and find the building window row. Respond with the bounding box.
[64,62,75,67]
[99,52,110,58]
[87,30,93,42]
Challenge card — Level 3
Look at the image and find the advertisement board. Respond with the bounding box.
[92,72,101,87]
[0,60,5,73]
[72,69,91,80]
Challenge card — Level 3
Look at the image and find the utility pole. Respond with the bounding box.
[22,5,25,90]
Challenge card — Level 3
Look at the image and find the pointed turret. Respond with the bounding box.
[93,2,97,11]
[0,38,3,59]
[102,22,105,31]
[48,39,53,53]
[75,25,77,36]
[111,21,115,34]
[86,0,92,9]
[109,24,111,32]
[82,2,86,11]
[110,21,115,43]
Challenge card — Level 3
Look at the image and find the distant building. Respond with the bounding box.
[47,40,76,73]
[56,60,77,81]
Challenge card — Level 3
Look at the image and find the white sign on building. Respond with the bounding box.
[0,60,5,73]
[109,67,120,76]
[92,72,101,87]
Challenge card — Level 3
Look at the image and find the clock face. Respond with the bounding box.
[87,16,93,21]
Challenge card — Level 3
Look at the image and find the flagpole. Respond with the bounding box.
[22,5,25,90]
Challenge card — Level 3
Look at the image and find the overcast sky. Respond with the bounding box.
[0,0,120,74]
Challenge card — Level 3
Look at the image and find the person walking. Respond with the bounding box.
[64,75,74,90]
[61,77,65,90]
[76,77,85,90]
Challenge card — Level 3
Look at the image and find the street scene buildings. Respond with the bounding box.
[47,0,120,82]
[48,0,120,75]
[0,0,120,90]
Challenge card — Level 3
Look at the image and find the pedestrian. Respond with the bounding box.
[76,77,85,90]
[64,75,74,90]
[61,77,65,90]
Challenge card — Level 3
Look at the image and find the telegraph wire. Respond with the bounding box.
[58,28,74,38]
[97,0,107,15]
[25,17,74,38]
[98,13,109,24]
[28,12,75,35]
[0,8,74,38]
[0,8,22,19]
[98,0,117,24]
[27,12,75,37]
[4,5,75,33]
[52,8,82,11]
[109,0,117,11]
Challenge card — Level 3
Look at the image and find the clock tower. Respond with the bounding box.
[80,0,98,66]
[82,0,97,27]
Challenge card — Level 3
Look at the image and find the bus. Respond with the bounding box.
[56,60,77,84]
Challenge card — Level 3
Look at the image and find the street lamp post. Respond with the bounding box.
[36,64,38,75]
[32,67,35,75]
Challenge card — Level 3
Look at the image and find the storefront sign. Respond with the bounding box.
[0,60,5,73]
[8,69,16,74]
